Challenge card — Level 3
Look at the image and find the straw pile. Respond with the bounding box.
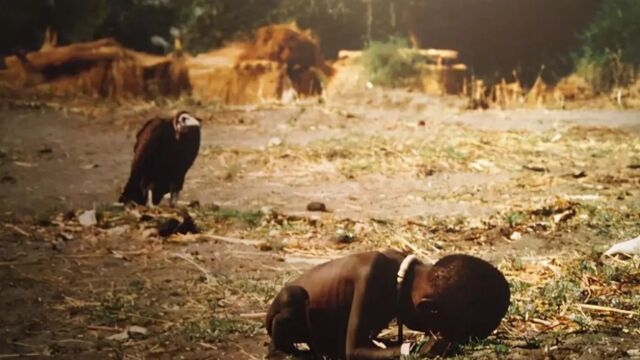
[0,38,190,99]
[187,23,330,104]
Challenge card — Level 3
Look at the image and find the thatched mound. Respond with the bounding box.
[186,23,330,104]
[0,24,332,104]
[188,54,290,105]
[241,23,325,70]
[186,43,291,105]
[0,38,190,99]
[240,23,329,97]
[553,74,594,102]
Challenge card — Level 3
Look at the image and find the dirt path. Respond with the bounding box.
[4,102,640,219]
[1,95,639,359]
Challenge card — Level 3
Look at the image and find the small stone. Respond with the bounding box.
[1,175,17,184]
[107,331,129,341]
[308,215,321,226]
[510,231,522,241]
[268,137,283,147]
[127,325,148,339]
[260,206,275,216]
[139,214,154,222]
[62,210,75,221]
[36,216,52,227]
[353,222,366,234]
[206,203,220,211]
[627,349,640,357]
[331,229,355,244]
[188,200,201,208]
[57,231,74,241]
[141,228,159,239]
[38,147,53,155]
[332,234,354,244]
[107,225,130,237]
[468,218,483,229]
[572,170,587,179]
[268,229,280,237]
[78,210,97,227]
[307,202,327,212]
[51,239,66,252]
[417,120,426,126]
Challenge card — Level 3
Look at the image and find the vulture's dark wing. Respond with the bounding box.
[120,118,172,205]
[130,118,171,176]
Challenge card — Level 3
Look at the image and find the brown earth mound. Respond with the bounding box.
[186,23,330,104]
[240,23,330,97]
[241,23,324,70]
[1,24,331,104]
[0,38,190,99]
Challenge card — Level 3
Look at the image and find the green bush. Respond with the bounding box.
[361,37,425,88]
[574,0,640,90]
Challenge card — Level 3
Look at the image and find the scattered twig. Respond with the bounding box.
[284,256,332,266]
[535,322,563,334]
[574,303,638,316]
[4,224,30,237]
[0,260,42,267]
[64,295,100,307]
[55,252,109,259]
[54,339,95,345]
[391,230,436,262]
[405,220,430,228]
[198,342,218,350]
[172,253,217,285]
[87,325,122,333]
[203,233,261,246]
[523,165,548,173]
[239,312,267,320]
[0,354,41,359]
[530,318,554,326]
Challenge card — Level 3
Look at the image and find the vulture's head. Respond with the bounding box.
[173,111,201,139]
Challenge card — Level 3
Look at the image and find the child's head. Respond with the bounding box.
[416,254,510,342]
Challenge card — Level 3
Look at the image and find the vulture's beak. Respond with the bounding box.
[183,116,200,127]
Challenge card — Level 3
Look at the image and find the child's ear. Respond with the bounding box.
[416,298,439,315]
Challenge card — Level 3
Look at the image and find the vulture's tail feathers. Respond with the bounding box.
[119,176,146,205]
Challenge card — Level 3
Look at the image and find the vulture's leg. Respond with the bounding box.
[147,190,155,208]
[169,192,180,207]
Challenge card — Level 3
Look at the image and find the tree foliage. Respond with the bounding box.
[578,0,640,65]
[0,0,413,58]
[178,0,278,53]
[362,37,425,88]
[0,0,177,56]
[575,0,640,89]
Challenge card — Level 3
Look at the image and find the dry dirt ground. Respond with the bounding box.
[0,91,639,359]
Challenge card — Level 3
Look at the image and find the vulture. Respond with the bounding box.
[119,111,201,206]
